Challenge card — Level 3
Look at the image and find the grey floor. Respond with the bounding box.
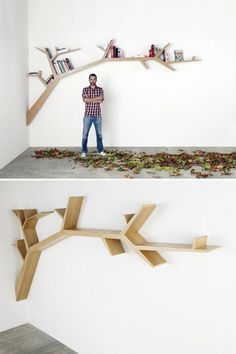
[0,323,78,354]
[0,147,235,179]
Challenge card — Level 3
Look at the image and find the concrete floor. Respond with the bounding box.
[0,147,235,179]
[0,323,77,354]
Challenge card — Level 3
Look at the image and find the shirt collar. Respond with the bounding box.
[89,85,97,89]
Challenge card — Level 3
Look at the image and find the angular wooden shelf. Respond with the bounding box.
[27,39,202,125]
[13,196,217,301]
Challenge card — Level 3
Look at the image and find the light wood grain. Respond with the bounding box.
[139,250,166,267]
[63,228,121,239]
[122,204,156,241]
[55,208,66,218]
[27,78,60,125]
[62,196,84,230]
[13,197,218,301]
[16,250,41,301]
[103,239,125,256]
[23,228,39,248]
[23,211,54,229]
[30,232,69,252]
[136,241,219,252]
[16,240,27,260]
[192,235,208,249]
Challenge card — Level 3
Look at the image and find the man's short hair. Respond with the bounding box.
[89,73,97,79]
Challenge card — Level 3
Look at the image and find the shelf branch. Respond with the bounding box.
[35,47,58,76]
[51,47,81,62]
[27,77,60,125]
[121,205,167,267]
[35,47,47,54]
[156,42,171,58]
[102,39,115,58]
[13,197,218,301]
[28,40,201,124]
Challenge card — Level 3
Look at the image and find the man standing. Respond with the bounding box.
[81,73,106,157]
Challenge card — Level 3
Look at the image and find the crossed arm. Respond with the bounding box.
[83,95,104,104]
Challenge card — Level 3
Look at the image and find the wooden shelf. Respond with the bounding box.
[51,47,81,62]
[139,250,166,267]
[12,197,217,301]
[27,40,201,125]
[136,240,219,252]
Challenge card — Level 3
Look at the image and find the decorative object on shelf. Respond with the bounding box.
[174,49,184,61]
[27,39,202,125]
[12,196,218,301]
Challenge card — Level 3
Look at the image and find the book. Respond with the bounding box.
[60,60,66,72]
[65,58,73,70]
[64,59,70,71]
[53,61,59,75]
[110,45,116,58]
[45,47,53,59]
[163,50,169,62]
[149,44,155,57]
[57,60,64,73]
[115,47,119,58]
[174,50,184,61]
[118,48,123,58]
[29,72,39,76]
[46,74,54,85]
[55,47,68,53]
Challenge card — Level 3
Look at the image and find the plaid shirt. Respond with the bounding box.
[82,85,104,117]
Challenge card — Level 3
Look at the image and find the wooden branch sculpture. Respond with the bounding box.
[27,39,201,125]
[13,196,218,301]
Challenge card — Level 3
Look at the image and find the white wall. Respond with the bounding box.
[1,179,236,353]
[0,0,29,169]
[29,0,236,147]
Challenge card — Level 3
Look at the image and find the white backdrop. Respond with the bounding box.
[1,179,236,354]
[0,0,29,169]
[29,0,236,147]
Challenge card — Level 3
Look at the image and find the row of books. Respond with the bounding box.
[52,58,74,74]
[104,43,185,62]
[46,44,184,62]
[148,44,184,61]
[106,45,123,58]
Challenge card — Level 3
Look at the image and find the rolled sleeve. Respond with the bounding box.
[82,88,88,101]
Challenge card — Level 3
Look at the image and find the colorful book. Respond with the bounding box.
[57,60,66,73]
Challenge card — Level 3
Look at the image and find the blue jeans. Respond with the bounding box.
[82,116,104,153]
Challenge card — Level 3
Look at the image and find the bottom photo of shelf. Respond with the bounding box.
[0,179,235,354]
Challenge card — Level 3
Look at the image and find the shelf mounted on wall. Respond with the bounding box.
[12,196,218,301]
[27,39,202,125]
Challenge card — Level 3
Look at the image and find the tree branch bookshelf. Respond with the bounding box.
[13,196,217,301]
[27,39,202,125]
